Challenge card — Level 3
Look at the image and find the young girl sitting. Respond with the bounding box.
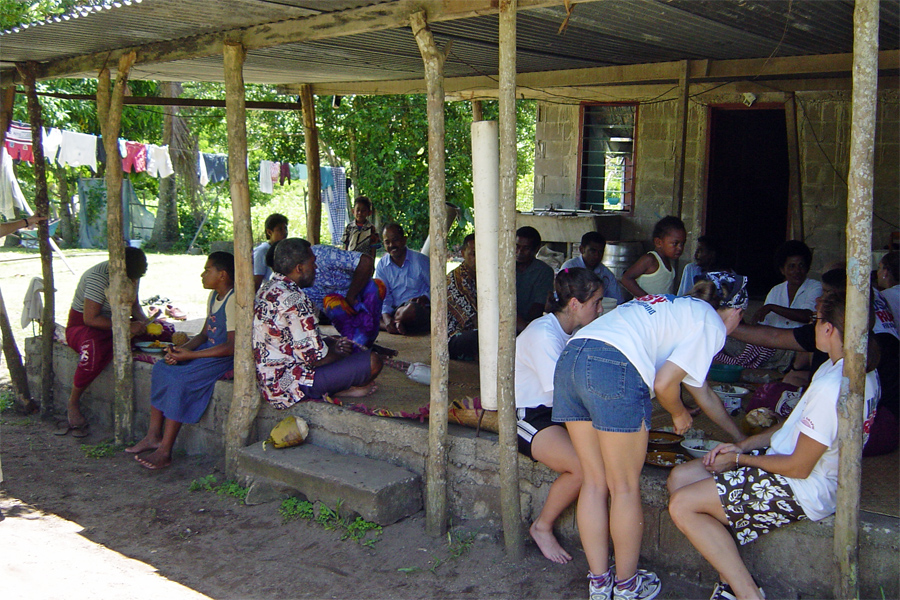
[621,216,686,298]
[126,252,236,470]
[667,290,880,600]
[677,235,728,296]
[515,268,604,564]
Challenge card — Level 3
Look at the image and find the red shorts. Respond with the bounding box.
[66,309,113,388]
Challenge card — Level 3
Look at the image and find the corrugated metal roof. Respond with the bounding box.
[1,0,897,86]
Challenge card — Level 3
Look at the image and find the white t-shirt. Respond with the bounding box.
[515,313,571,409]
[761,278,823,328]
[253,241,272,281]
[571,295,725,393]
[881,285,899,328]
[768,358,880,521]
[872,289,899,340]
[208,290,236,332]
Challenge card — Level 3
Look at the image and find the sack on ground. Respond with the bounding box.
[265,416,309,450]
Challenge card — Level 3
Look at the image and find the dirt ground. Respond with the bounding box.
[0,249,709,599]
[1,410,710,600]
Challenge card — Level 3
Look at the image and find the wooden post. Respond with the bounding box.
[672,60,690,217]
[784,93,805,240]
[834,0,878,598]
[300,85,322,244]
[411,10,450,538]
[0,84,34,413]
[19,63,56,420]
[498,0,524,560]
[471,100,483,122]
[223,41,260,479]
[97,52,136,443]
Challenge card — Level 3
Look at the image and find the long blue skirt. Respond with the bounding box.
[150,344,233,424]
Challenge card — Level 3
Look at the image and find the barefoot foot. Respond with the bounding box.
[335,383,378,398]
[125,436,162,454]
[135,450,172,470]
[530,522,572,564]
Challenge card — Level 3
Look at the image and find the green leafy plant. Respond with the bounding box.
[397,528,476,575]
[187,474,249,501]
[80,440,124,459]
[278,497,381,546]
[279,497,315,522]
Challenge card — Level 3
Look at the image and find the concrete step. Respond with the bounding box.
[236,442,422,525]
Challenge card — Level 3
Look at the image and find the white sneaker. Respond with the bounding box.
[588,570,614,600]
[612,570,661,600]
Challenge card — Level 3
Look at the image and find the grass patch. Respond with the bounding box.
[278,497,382,547]
[0,388,15,413]
[188,474,249,502]
[80,440,125,459]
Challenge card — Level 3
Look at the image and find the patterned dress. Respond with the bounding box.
[447,263,477,337]
[253,273,327,409]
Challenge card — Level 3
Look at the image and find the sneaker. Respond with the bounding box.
[588,569,614,600]
[710,581,737,600]
[613,570,661,600]
[710,581,766,600]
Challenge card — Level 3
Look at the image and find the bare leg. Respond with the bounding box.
[597,428,649,581]
[66,385,87,427]
[135,418,181,470]
[668,478,764,599]
[125,407,165,454]
[565,421,610,576]
[529,425,583,564]
[335,383,378,398]
[667,457,713,495]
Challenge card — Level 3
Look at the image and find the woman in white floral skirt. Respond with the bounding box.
[667,290,881,600]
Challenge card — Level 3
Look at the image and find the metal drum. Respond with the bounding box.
[602,241,644,280]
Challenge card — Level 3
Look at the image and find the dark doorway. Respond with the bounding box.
[706,107,789,297]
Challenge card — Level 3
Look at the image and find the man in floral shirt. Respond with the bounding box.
[252,238,383,409]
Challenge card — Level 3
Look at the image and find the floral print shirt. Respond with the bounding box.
[252,273,327,409]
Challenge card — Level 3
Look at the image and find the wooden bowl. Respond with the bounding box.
[647,430,684,451]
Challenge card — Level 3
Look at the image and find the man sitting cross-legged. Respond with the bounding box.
[253,238,383,409]
[376,222,431,335]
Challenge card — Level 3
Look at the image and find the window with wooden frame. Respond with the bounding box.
[579,103,637,212]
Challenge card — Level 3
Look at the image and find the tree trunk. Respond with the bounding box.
[97,52,137,444]
[150,82,181,247]
[411,10,450,538]
[19,63,56,420]
[300,85,322,244]
[56,166,77,246]
[222,41,259,479]
[498,0,524,560]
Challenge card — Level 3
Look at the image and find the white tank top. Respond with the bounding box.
[636,251,675,295]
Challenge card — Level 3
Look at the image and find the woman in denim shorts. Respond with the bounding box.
[667,291,880,600]
[553,273,748,600]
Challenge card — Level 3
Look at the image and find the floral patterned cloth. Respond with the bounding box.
[304,244,363,310]
[447,263,477,338]
[253,273,327,409]
[714,450,807,546]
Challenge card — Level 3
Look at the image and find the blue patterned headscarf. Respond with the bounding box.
[704,271,749,309]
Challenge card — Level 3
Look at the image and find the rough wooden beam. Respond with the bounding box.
[672,60,690,217]
[834,0,879,597]
[498,0,524,561]
[296,50,899,98]
[411,9,450,539]
[30,0,587,82]
[0,85,35,415]
[222,41,259,479]
[300,85,322,244]
[97,51,137,443]
[27,91,302,111]
[784,92,805,240]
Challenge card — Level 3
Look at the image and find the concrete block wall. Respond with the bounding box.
[26,339,899,598]
[532,103,580,210]
[532,87,900,274]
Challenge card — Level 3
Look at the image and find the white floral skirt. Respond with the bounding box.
[714,449,808,546]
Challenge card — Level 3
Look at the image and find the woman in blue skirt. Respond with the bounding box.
[126,252,235,470]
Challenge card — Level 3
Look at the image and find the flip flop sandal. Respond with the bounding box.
[54,420,73,436]
[54,420,90,437]
[165,304,187,320]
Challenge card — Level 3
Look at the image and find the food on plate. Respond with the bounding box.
[742,407,779,436]
[680,438,722,458]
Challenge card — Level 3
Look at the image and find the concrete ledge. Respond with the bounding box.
[26,338,899,599]
[236,442,422,525]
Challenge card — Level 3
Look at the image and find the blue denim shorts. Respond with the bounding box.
[552,338,652,433]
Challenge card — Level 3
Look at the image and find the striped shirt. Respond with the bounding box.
[71,261,113,316]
